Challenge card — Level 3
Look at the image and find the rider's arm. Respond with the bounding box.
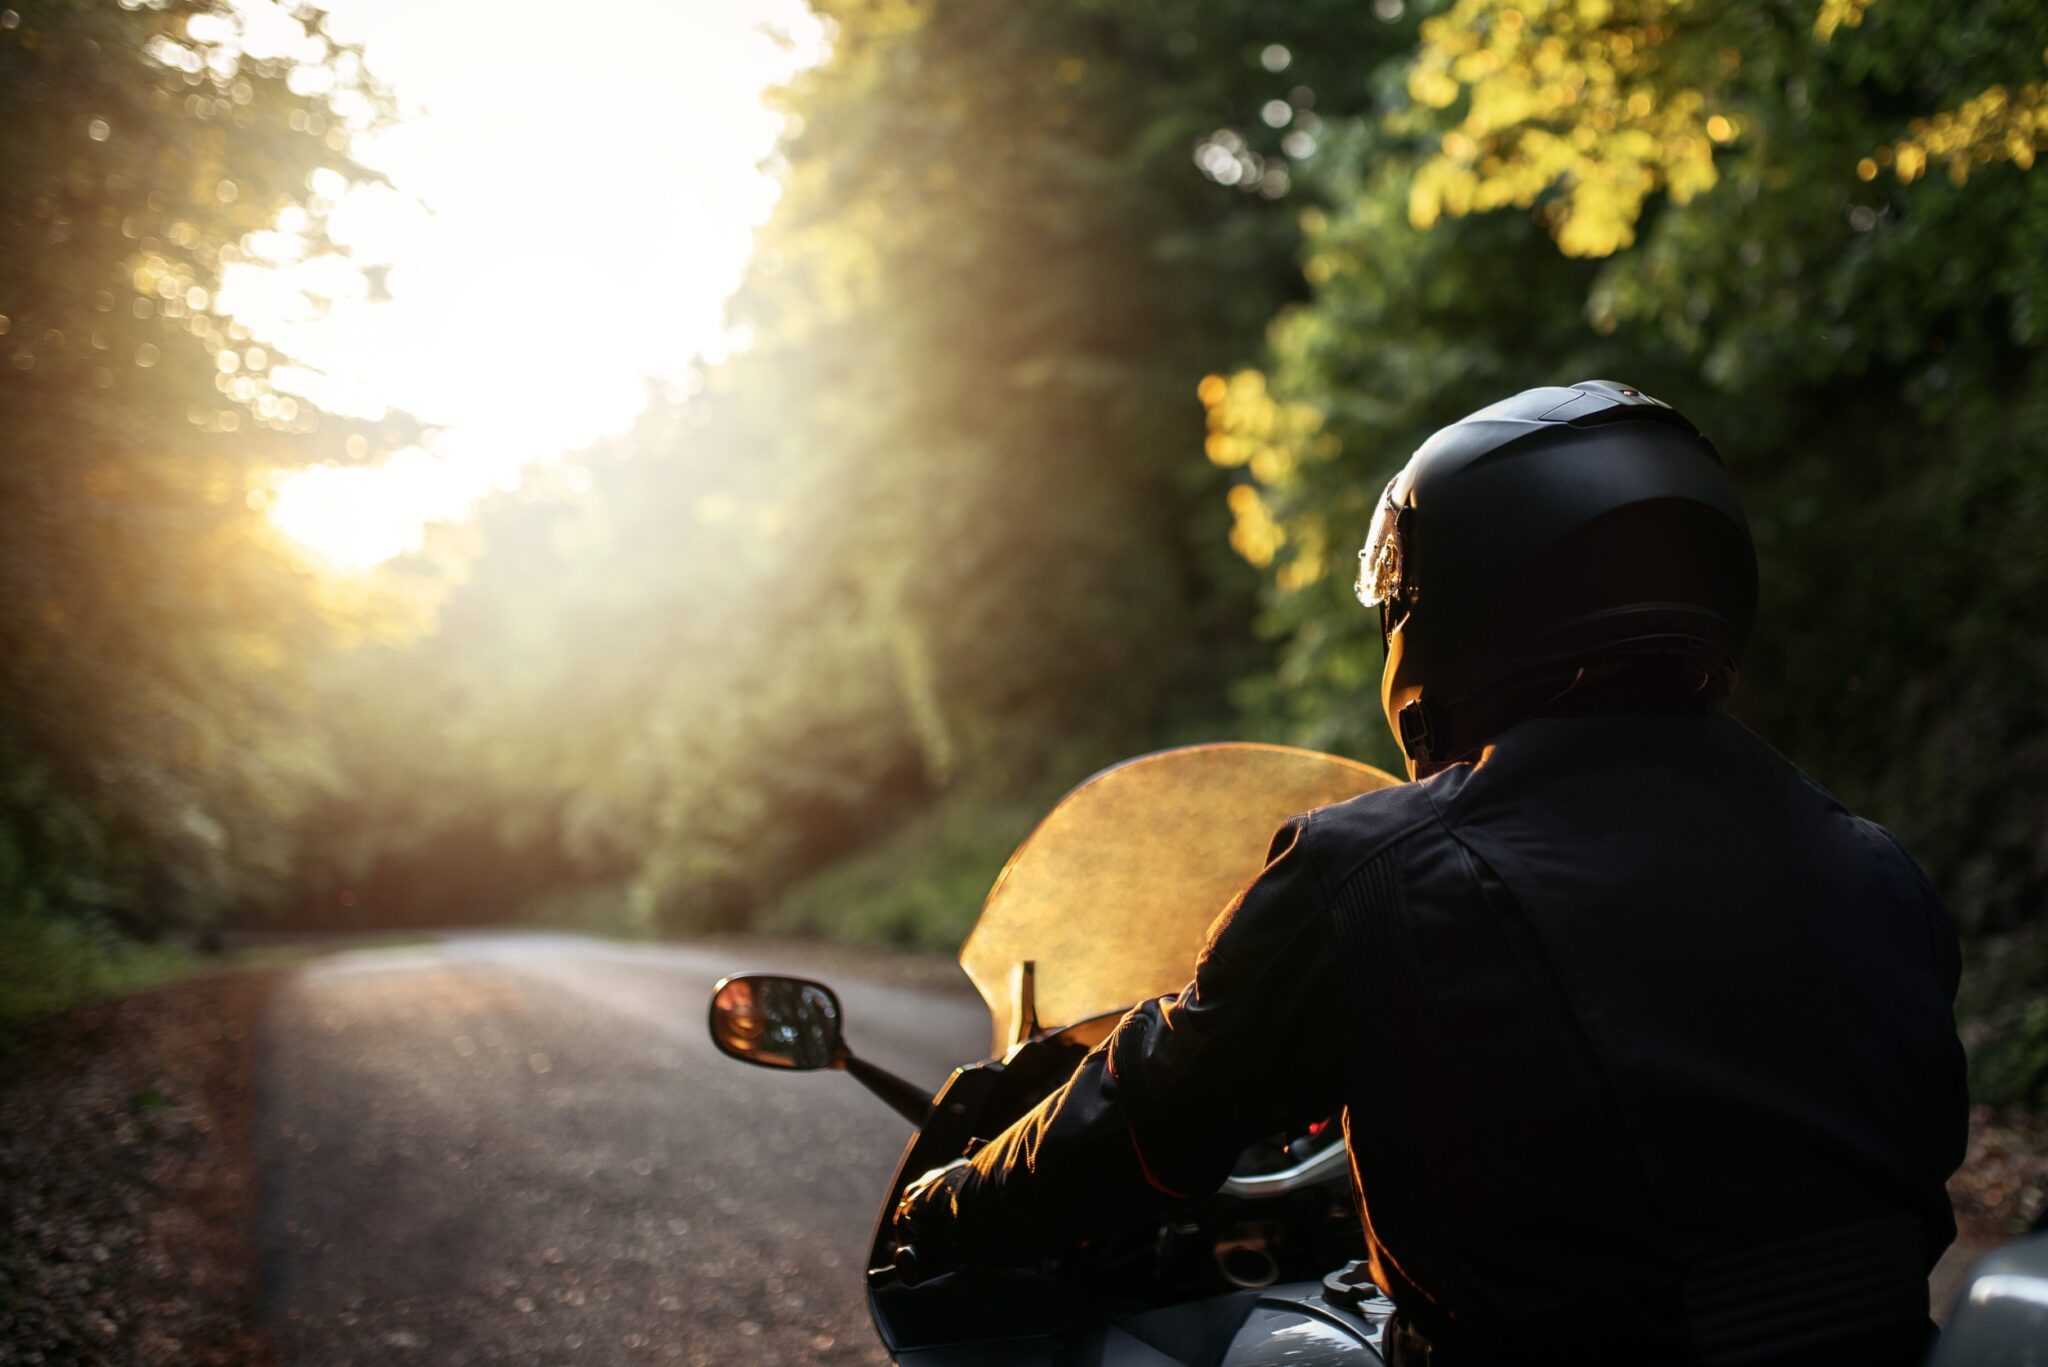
[894,814,1341,1264]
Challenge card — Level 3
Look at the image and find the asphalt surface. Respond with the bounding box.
[257,935,989,1366]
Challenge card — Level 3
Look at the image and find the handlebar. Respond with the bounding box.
[1218,1138,1350,1198]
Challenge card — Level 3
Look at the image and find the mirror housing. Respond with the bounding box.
[708,974,845,1071]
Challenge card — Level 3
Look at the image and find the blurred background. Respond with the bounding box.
[3,0,2045,1109]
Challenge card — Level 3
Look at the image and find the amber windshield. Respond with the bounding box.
[958,743,1402,1056]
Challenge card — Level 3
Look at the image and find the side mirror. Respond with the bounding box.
[708,974,845,1071]
[706,972,936,1126]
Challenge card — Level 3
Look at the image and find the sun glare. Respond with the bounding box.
[218,0,828,570]
[264,448,483,570]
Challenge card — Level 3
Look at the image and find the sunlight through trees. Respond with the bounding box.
[5,0,2045,1102]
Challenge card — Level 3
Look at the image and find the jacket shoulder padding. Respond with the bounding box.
[1294,775,1445,892]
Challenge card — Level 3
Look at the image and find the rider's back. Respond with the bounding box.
[892,383,1970,1365]
[1313,707,1967,1363]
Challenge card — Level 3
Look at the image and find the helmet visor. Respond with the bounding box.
[1355,481,1406,608]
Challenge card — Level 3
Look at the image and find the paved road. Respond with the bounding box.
[257,935,989,1366]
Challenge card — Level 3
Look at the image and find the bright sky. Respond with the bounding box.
[212,0,826,569]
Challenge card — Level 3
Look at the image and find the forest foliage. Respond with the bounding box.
[1,0,386,944]
[4,0,2046,1095]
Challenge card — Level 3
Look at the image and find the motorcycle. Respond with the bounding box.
[706,742,1407,1365]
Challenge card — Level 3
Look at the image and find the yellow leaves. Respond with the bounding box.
[1554,162,1651,256]
[1401,0,1730,258]
[1403,0,2039,260]
[1663,135,1719,202]
[1408,158,1463,230]
[1226,485,1285,567]
[1410,67,1463,109]
[1275,559,1322,591]
[1881,73,2048,184]
[1201,370,1317,476]
[1201,369,1336,583]
[1813,0,1873,43]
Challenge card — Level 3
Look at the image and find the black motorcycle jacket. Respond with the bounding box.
[899,708,1968,1364]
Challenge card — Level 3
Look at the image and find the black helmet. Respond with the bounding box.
[1356,380,1758,778]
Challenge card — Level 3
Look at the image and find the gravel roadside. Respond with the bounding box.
[0,970,278,1366]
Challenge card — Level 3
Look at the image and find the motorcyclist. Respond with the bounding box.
[891,381,1968,1365]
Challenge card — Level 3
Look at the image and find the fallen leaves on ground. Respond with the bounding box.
[0,971,278,1366]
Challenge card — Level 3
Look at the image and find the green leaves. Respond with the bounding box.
[1219,0,2048,932]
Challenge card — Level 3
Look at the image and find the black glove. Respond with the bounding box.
[890,1158,974,1282]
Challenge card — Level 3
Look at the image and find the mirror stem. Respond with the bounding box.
[843,1052,933,1127]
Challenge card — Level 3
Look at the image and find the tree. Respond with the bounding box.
[283,0,1427,942]
[0,0,385,935]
